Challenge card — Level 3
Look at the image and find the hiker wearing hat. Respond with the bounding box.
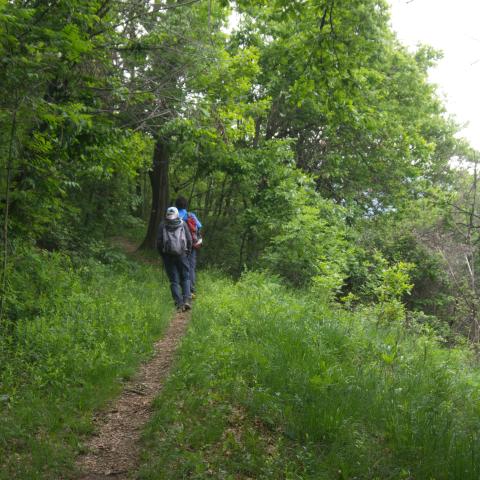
[156,206,193,311]
[174,196,202,297]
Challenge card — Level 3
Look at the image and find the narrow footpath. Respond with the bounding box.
[76,310,189,479]
[76,238,189,479]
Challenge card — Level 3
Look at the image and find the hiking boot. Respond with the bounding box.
[183,301,192,311]
[176,304,184,312]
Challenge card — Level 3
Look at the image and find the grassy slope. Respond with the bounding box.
[139,272,480,480]
[0,250,172,480]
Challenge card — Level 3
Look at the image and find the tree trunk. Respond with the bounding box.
[0,106,17,323]
[140,138,169,250]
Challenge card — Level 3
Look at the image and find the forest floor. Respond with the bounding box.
[75,238,187,479]
[110,237,163,266]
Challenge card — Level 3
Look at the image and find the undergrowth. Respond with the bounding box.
[0,245,172,480]
[139,271,480,479]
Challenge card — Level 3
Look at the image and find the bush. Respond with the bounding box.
[263,200,351,295]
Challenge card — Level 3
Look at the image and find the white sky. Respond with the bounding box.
[389,0,480,150]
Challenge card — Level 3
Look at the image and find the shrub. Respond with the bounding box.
[263,200,351,295]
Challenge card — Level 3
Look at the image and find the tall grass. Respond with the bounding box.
[139,271,480,479]
[0,247,172,479]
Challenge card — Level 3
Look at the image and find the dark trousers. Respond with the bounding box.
[162,254,191,307]
[188,249,197,293]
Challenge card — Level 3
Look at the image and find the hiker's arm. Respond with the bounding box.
[184,223,192,252]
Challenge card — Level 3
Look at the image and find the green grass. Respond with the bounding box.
[4,254,480,479]
[138,271,480,479]
[0,247,173,479]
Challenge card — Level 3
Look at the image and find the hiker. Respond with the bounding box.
[174,196,202,297]
[157,206,192,311]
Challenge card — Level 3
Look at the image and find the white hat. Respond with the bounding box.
[166,206,179,220]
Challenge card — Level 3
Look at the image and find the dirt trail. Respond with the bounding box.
[110,237,162,265]
[75,238,189,479]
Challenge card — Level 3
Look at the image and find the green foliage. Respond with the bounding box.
[181,139,303,274]
[0,246,172,479]
[231,0,459,211]
[353,185,472,332]
[263,200,351,295]
[0,0,464,332]
[374,261,414,303]
[0,0,155,251]
[0,1,478,477]
[139,272,480,479]
[369,260,415,324]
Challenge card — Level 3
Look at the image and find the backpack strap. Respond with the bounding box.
[162,223,168,253]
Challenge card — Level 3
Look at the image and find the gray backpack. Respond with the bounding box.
[162,223,187,256]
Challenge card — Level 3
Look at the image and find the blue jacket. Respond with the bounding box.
[178,209,202,230]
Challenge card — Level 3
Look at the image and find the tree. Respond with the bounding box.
[230,0,458,212]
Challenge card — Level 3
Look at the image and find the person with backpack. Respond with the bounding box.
[157,206,192,311]
[174,196,202,297]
